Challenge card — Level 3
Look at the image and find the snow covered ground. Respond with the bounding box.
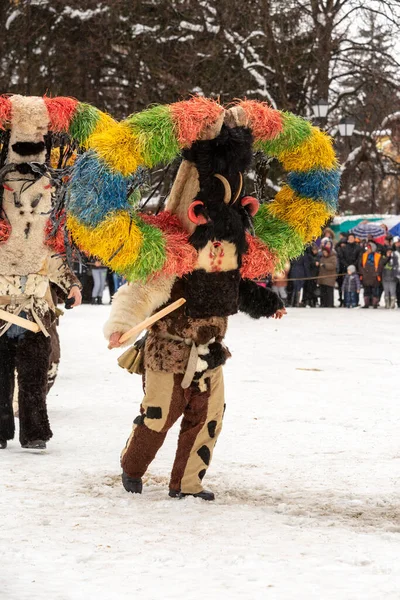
[2,305,400,600]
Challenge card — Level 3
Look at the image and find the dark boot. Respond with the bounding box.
[372,297,379,309]
[21,440,46,449]
[169,489,215,501]
[91,297,97,305]
[97,296,103,305]
[362,296,370,308]
[0,440,7,449]
[122,471,143,494]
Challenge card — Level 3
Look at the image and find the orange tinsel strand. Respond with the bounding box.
[44,96,79,132]
[170,97,224,148]
[236,100,283,142]
[0,96,12,129]
[241,234,278,279]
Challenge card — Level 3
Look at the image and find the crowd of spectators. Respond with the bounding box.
[271,227,400,309]
[72,258,125,305]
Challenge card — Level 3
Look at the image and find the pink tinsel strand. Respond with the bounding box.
[241,234,278,279]
[44,96,79,132]
[236,100,283,142]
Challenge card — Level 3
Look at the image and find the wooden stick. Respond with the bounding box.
[0,308,40,333]
[119,298,186,344]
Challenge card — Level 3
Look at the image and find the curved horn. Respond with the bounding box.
[241,196,260,217]
[188,200,208,225]
[232,172,243,204]
[214,174,232,204]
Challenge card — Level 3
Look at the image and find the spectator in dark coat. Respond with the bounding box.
[302,245,319,307]
[335,232,348,251]
[359,242,383,308]
[382,249,399,309]
[318,247,337,307]
[336,239,348,307]
[382,236,393,255]
[340,234,362,269]
[289,253,311,307]
[342,265,361,308]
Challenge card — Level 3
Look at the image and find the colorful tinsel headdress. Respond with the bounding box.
[65,97,340,280]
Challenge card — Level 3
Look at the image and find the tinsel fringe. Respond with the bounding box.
[241,234,278,279]
[128,105,180,168]
[287,168,340,210]
[88,121,143,176]
[44,96,78,132]
[236,100,283,141]
[254,205,305,267]
[278,127,337,172]
[69,103,101,148]
[269,186,333,242]
[0,96,12,129]
[68,151,131,226]
[170,96,224,147]
[67,212,144,272]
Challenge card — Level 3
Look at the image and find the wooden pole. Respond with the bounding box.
[119,298,186,345]
[0,308,40,333]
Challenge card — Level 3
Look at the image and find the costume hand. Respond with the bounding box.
[108,332,123,349]
[67,286,82,308]
[274,308,287,319]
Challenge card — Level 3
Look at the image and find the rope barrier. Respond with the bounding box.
[274,272,349,282]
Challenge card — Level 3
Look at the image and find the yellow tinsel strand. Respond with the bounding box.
[278,128,337,172]
[88,121,144,176]
[67,212,143,271]
[268,186,334,243]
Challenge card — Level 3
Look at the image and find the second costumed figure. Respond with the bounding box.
[67,98,340,500]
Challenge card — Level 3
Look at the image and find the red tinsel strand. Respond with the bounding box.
[141,211,187,234]
[141,212,197,278]
[45,212,67,254]
[160,231,197,278]
[241,234,278,279]
[0,96,12,129]
[44,96,79,132]
[170,97,224,148]
[236,100,283,142]
[0,218,11,244]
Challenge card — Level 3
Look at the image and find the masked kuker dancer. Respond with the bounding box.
[0,94,116,449]
[67,98,339,499]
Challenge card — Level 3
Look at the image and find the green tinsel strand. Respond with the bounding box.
[69,103,100,147]
[254,204,304,268]
[127,105,180,168]
[255,113,313,157]
[125,220,167,281]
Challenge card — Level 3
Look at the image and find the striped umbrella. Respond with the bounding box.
[350,222,386,239]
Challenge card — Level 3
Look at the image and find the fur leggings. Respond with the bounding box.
[121,368,225,494]
[0,331,52,445]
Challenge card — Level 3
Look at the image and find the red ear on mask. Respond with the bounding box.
[188,200,208,225]
[241,196,259,216]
